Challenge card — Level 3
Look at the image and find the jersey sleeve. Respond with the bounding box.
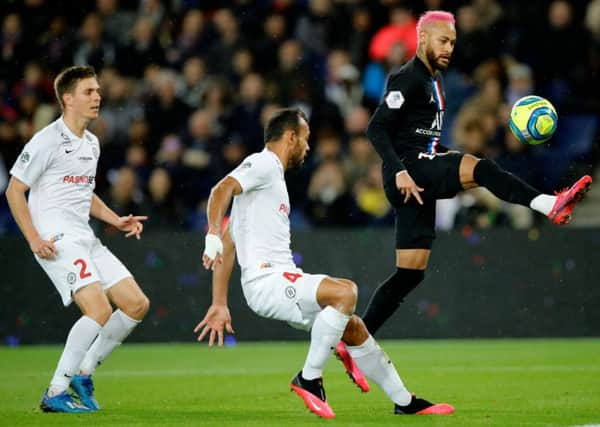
[9,135,55,187]
[366,72,418,175]
[228,153,274,193]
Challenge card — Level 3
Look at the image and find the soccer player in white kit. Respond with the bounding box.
[5,66,150,413]
[195,108,454,418]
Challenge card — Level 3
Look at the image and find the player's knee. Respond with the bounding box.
[338,280,358,312]
[125,294,150,320]
[473,158,502,185]
[342,315,369,345]
[89,304,113,326]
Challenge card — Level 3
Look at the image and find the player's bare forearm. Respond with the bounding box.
[6,177,57,258]
[5,177,40,244]
[90,193,120,227]
[207,176,242,236]
[211,228,236,305]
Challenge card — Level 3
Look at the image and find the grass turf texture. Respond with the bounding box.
[1,339,599,426]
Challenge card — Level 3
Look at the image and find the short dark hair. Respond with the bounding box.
[53,65,97,110]
[264,108,308,144]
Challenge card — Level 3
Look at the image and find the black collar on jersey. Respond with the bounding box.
[413,54,439,78]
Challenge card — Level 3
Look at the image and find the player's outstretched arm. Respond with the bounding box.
[195,227,236,347]
[5,176,57,258]
[90,193,147,239]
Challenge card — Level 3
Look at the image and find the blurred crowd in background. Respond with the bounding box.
[0,0,598,234]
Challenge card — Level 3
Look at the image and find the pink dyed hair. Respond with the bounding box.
[416,10,455,36]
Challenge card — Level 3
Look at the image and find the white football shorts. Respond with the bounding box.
[35,234,132,306]
[241,269,326,331]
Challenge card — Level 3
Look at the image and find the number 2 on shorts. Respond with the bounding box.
[74,258,92,279]
[283,272,302,283]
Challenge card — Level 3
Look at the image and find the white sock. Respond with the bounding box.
[302,306,351,380]
[48,316,101,396]
[79,310,140,375]
[530,194,556,216]
[347,335,412,406]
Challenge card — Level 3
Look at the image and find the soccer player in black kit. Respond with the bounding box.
[355,10,592,336]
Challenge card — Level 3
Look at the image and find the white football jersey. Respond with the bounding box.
[228,148,295,284]
[10,117,100,239]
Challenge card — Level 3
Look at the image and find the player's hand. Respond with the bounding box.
[203,233,223,270]
[30,236,58,259]
[395,170,424,205]
[116,214,147,240]
[194,304,235,347]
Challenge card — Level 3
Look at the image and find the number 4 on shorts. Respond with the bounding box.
[283,272,302,283]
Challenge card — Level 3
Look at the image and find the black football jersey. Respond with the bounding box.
[366,56,448,183]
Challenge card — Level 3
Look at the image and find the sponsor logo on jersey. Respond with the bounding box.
[78,156,93,161]
[241,161,252,169]
[260,262,274,269]
[63,175,95,184]
[278,203,290,216]
[415,128,441,137]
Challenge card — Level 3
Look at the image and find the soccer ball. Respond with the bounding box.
[509,95,558,145]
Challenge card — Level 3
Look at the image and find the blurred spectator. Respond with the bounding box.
[535,0,589,105]
[96,0,136,45]
[450,5,494,76]
[165,9,208,68]
[294,0,347,56]
[141,167,184,229]
[505,63,534,107]
[144,70,190,153]
[37,15,75,73]
[254,13,288,74]
[118,16,164,77]
[368,5,417,63]
[363,40,408,104]
[1,13,28,85]
[104,165,144,218]
[307,159,355,226]
[344,106,371,139]
[324,49,362,117]
[352,161,392,224]
[207,8,243,77]
[179,56,209,109]
[73,12,116,70]
[347,7,373,70]
[231,73,265,153]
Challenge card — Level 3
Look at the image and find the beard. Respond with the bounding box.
[288,154,305,169]
[426,46,450,71]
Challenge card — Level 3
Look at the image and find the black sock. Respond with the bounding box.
[362,268,424,335]
[473,159,541,206]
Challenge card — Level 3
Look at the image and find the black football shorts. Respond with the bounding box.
[383,150,464,249]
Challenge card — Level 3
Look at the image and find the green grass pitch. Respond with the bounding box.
[1,339,599,426]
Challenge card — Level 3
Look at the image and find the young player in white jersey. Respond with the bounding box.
[195,108,454,418]
[5,66,150,413]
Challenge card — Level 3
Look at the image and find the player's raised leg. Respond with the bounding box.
[290,277,355,419]
[342,315,454,415]
[73,277,149,410]
[462,154,592,225]
[41,283,110,413]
